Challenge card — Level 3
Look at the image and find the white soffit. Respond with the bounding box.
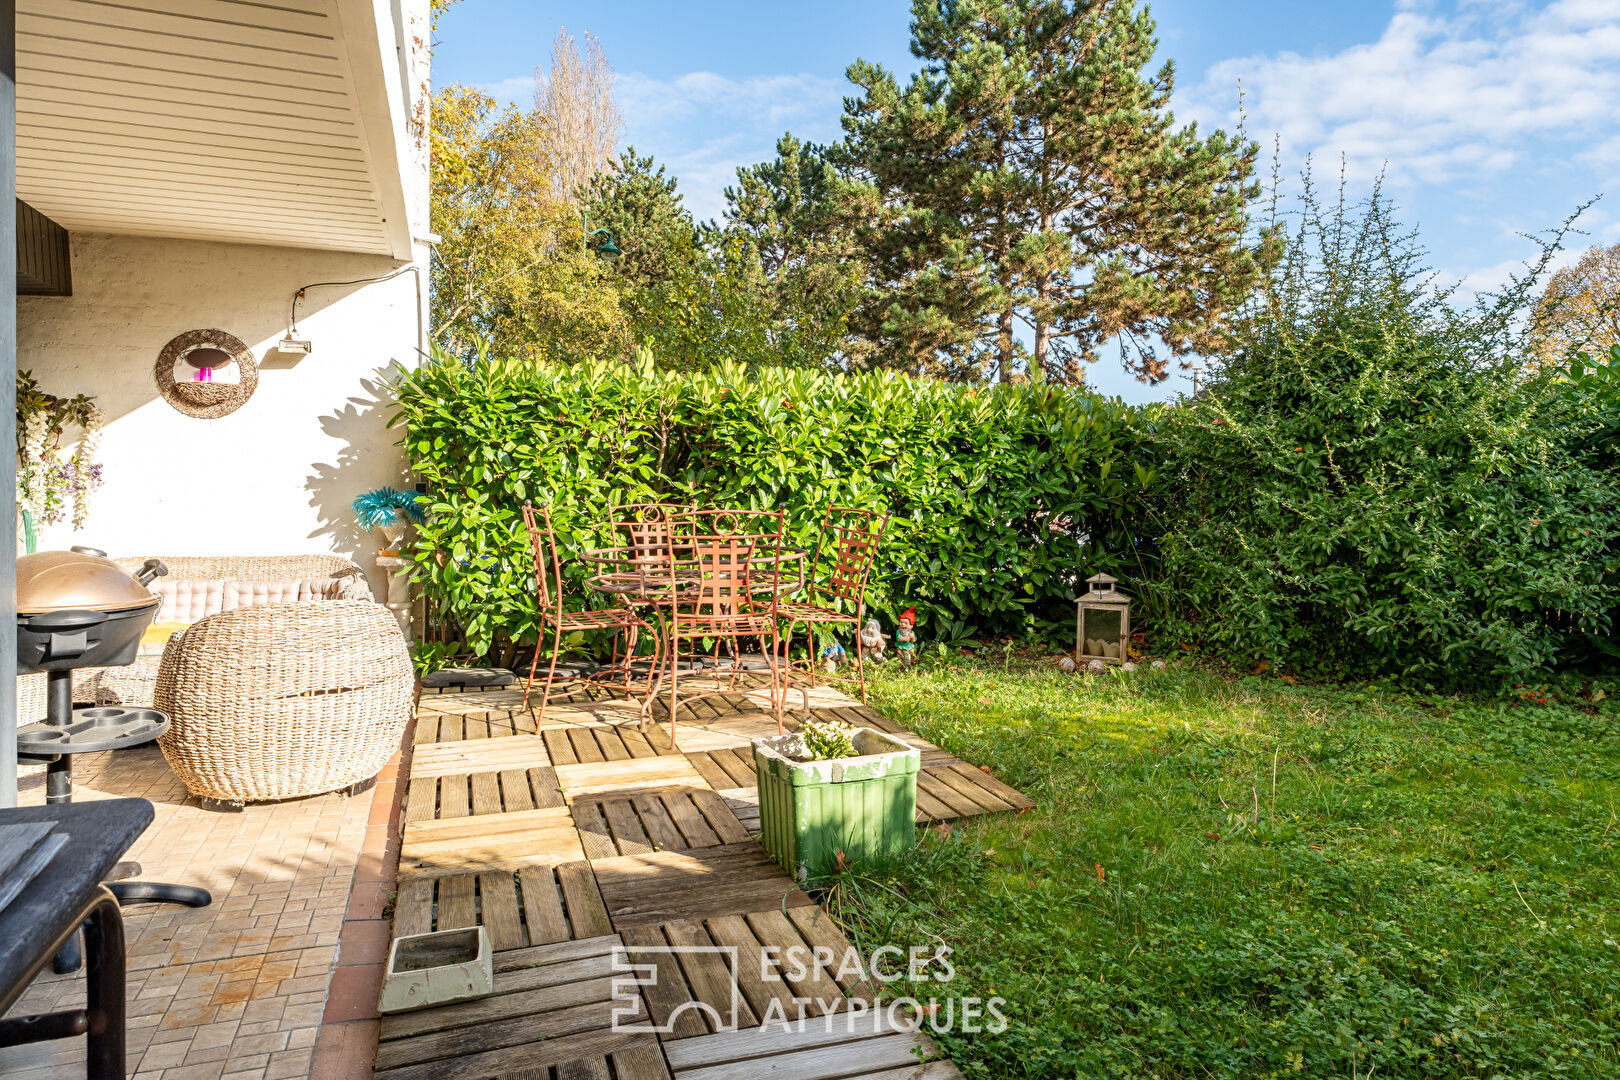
[16,0,406,256]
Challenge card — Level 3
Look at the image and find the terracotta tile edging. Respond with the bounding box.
[310,717,414,1079]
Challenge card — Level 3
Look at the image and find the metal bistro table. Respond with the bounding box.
[579,545,808,713]
[0,797,154,1080]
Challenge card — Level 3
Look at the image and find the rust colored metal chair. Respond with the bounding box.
[661,509,788,748]
[520,502,662,723]
[780,505,890,704]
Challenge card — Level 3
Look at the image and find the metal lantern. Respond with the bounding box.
[1075,572,1131,665]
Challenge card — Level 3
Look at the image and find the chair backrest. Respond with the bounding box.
[521,502,563,616]
[609,501,693,566]
[673,508,786,618]
[814,506,890,609]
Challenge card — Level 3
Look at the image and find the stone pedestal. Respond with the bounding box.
[376,555,412,640]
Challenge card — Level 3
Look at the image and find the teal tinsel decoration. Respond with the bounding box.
[352,486,426,531]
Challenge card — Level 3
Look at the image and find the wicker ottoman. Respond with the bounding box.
[154,601,413,806]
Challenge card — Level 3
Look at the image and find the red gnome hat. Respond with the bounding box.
[899,606,917,624]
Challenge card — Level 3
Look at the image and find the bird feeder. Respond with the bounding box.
[1075,572,1131,665]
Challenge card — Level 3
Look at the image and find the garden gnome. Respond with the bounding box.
[820,641,847,674]
[895,607,918,667]
[860,618,888,663]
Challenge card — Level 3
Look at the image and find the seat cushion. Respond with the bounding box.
[151,576,350,622]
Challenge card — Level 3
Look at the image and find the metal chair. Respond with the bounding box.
[779,506,890,703]
[662,509,788,748]
[520,502,661,723]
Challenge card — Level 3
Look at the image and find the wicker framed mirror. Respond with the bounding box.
[155,329,259,418]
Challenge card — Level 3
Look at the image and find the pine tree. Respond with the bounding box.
[581,147,695,293]
[841,0,1273,383]
[725,134,870,366]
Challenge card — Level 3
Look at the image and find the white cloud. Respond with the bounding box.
[614,71,846,221]
[1189,0,1620,187]
[615,71,845,129]
[473,74,536,107]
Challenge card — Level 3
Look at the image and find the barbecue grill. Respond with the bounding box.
[13,547,210,972]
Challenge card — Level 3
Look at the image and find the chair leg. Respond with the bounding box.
[769,623,785,735]
[521,620,546,710]
[855,623,868,705]
[536,624,562,725]
[667,634,681,751]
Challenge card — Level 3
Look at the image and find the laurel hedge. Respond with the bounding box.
[391,353,1155,655]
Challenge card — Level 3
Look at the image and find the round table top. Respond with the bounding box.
[580,546,807,602]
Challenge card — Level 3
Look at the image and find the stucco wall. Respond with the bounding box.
[20,232,427,598]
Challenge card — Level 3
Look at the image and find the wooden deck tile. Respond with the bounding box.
[374,947,666,1079]
[662,1012,961,1080]
[556,756,712,802]
[591,843,815,929]
[577,789,754,859]
[387,862,610,949]
[398,806,585,877]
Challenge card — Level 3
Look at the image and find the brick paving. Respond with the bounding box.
[0,733,405,1080]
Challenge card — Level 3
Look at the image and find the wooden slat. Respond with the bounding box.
[709,749,756,787]
[916,772,982,819]
[478,872,526,951]
[912,783,958,824]
[374,1002,647,1077]
[559,861,614,939]
[685,753,736,792]
[391,877,434,939]
[517,867,571,947]
[403,777,436,824]
[594,728,631,761]
[785,906,876,999]
[528,766,566,808]
[555,756,711,802]
[612,1041,674,1080]
[602,798,654,856]
[437,775,469,820]
[662,793,722,849]
[469,772,503,816]
[689,789,752,845]
[544,727,578,765]
[569,728,607,763]
[631,795,687,852]
[436,875,476,931]
[497,769,535,812]
[573,801,620,862]
[410,736,550,778]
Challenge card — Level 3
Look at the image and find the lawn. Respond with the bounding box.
[827,658,1620,1079]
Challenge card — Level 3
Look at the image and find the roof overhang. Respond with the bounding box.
[16,0,420,259]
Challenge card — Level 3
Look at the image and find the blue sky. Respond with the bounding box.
[434,0,1620,404]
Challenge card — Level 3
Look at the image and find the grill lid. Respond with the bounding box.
[17,550,160,615]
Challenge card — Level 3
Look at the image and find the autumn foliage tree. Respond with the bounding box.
[1533,242,1620,365]
[429,86,627,362]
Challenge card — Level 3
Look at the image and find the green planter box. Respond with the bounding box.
[753,728,920,884]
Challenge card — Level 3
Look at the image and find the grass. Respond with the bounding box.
[823,656,1620,1079]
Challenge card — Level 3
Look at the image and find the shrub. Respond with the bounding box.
[1147,187,1620,686]
[391,352,1154,656]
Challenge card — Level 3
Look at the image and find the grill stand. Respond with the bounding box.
[18,670,212,974]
